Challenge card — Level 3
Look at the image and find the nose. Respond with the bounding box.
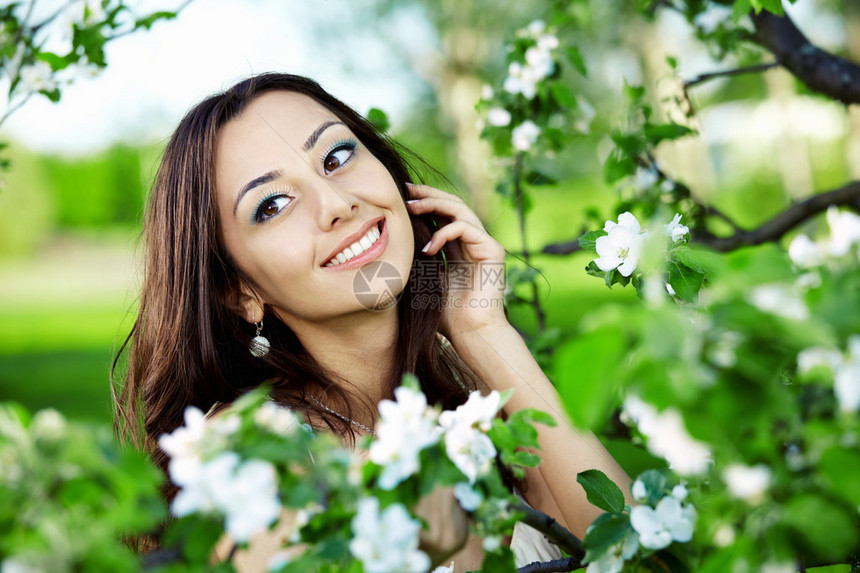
[310,173,359,231]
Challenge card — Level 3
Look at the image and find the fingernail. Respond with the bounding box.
[406,199,419,204]
[421,240,431,253]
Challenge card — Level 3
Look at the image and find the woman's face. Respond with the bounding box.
[214,91,414,328]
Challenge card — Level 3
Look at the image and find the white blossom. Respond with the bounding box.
[722,463,771,504]
[537,34,560,51]
[788,234,823,268]
[254,401,300,436]
[623,396,711,475]
[631,480,648,502]
[574,96,596,133]
[349,497,430,573]
[60,57,100,84]
[712,524,735,547]
[671,485,688,501]
[369,386,442,490]
[453,481,483,511]
[482,535,502,552]
[693,4,732,34]
[511,120,540,151]
[439,391,504,483]
[159,406,208,460]
[524,46,554,79]
[630,496,695,550]
[31,409,66,441]
[594,212,646,277]
[585,529,639,573]
[665,282,677,296]
[826,206,860,257]
[747,284,809,320]
[835,336,860,412]
[761,561,796,573]
[170,451,280,542]
[665,213,690,243]
[431,564,454,573]
[487,107,512,127]
[481,84,494,100]
[0,557,40,573]
[797,347,842,375]
[633,166,659,190]
[18,61,58,95]
[527,19,546,37]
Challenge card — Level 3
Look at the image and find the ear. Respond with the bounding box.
[230,281,265,325]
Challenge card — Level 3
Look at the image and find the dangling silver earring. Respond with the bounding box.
[249,321,270,357]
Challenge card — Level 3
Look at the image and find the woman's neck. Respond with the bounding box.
[286,306,399,410]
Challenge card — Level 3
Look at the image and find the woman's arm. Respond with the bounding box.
[449,322,633,539]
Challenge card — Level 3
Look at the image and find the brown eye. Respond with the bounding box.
[325,155,340,172]
[262,199,279,216]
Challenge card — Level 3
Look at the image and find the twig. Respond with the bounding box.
[511,500,585,563]
[518,556,583,573]
[512,153,546,333]
[684,61,779,90]
[750,9,860,104]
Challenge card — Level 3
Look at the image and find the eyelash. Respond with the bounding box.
[251,139,358,224]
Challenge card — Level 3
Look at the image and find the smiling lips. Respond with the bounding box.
[323,218,386,268]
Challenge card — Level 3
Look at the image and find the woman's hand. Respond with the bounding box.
[406,183,508,339]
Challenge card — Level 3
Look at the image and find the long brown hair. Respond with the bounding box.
[111,73,478,484]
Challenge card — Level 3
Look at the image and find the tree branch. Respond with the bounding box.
[696,180,860,252]
[684,61,779,90]
[511,500,585,564]
[750,9,860,105]
[534,181,860,255]
[518,556,584,573]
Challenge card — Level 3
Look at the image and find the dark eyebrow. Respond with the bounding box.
[303,121,344,152]
[233,169,283,215]
[231,121,345,216]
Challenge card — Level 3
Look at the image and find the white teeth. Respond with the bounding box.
[325,223,382,267]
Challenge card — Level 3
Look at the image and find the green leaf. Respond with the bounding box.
[554,327,626,429]
[665,56,677,70]
[643,122,696,145]
[577,469,626,513]
[583,512,633,563]
[819,446,860,508]
[635,469,668,506]
[480,546,517,572]
[365,107,390,132]
[579,230,607,252]
[622,80,645,105]
[525,170,558,186]
[783,494,858,560]
[135,10,177,30]
[549,82,579,110]
[732,0,752,20]
[566,46,588,76]
[672,245,723,278]
[668,262,705,302]
[604,151,637,184]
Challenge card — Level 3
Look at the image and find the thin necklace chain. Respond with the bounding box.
[308,394,376,436]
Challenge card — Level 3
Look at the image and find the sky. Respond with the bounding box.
[3,0,435,155]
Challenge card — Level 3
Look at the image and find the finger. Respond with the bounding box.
[422,220,504,260]
[407,196,484,229]
[406,182,463,202]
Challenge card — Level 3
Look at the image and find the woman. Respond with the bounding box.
[113,73,630,571]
